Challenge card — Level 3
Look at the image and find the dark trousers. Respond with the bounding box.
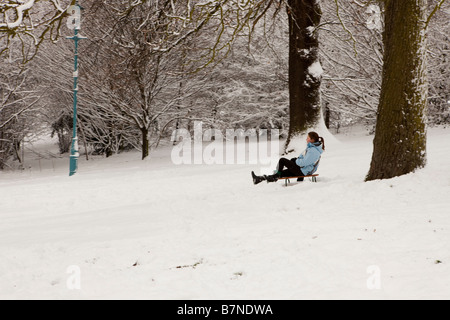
[276,157,306,179]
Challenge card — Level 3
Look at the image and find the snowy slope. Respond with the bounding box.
[0,127,449,300]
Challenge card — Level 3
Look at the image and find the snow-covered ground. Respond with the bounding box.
[0,126,449,300]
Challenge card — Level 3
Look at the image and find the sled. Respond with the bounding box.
[278,174,319,186]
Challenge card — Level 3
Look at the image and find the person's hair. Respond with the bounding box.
[308,131,325,151]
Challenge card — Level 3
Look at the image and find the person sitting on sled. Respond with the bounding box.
[252,131,324,185]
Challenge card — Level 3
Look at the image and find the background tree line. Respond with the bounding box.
[1,0,449,174]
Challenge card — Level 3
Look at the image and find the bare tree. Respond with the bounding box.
[78,1,208,160]
[0,56,40,169]
[427,1,450,125]
[319,0,383,130]
[98,0,324,151]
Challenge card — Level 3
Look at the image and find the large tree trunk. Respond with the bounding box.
[285,0,322,148]
[366,0,428,181]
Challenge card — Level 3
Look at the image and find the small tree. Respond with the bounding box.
[81,1,196,160]
[0,59,40,169]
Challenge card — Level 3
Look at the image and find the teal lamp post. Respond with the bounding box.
[66,1,86,176]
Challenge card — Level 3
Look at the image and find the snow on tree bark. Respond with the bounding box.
[366,0,429,181]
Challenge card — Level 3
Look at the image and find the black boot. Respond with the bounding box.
[264,173,279,183]
[251,171,266,185]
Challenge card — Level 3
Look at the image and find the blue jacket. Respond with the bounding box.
[295,142,323,175]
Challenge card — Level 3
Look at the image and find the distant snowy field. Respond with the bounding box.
[0,126,449,300]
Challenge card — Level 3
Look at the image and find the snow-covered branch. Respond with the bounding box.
[0,0,35,29]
